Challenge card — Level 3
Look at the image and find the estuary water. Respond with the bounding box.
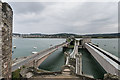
[12,38,118,79]
[12,38,65,59]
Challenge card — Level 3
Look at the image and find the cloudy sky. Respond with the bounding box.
[3,0,118,34]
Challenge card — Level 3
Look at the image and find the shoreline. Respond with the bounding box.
[13,37,120,39]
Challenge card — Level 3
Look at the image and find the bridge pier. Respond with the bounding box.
[80,38,91,48]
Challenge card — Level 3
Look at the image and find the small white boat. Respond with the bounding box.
[32,52,38,54]
[13,46,16,49]
[33,47,37,49]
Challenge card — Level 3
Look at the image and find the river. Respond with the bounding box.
[12,38,118,79]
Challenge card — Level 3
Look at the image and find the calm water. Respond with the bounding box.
[12,38,118,79]
[39,48,73,71]
[39,48,65,71]
[12,38,65,59]
[79,49,106,79]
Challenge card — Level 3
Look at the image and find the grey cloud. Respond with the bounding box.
[9,2,45,14]
[9,2,118,34]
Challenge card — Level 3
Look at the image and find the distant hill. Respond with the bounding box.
[12,33,120,38]
[84,33,120,38]
[51,33,77,37]
[13,33,21,35]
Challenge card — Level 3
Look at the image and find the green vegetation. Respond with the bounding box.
[22,65,25,68]
[68,45,74,48]
[70,40,75,45]
[12,69,21,79]
[66,38,71,42]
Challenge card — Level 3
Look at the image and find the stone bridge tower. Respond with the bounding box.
[0,1,13,79]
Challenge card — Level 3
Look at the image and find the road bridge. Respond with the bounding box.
[12,42,69,72]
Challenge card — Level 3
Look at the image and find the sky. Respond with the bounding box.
[2,0,118,34]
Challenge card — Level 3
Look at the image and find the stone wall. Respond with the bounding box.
[0,1,13,79]
[82,38,91,46]
[0,2,2,79]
